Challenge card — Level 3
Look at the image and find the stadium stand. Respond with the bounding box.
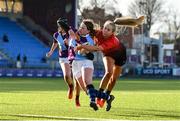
[0,17,58,68]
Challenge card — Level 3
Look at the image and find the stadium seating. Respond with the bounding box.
[0,17,58,68]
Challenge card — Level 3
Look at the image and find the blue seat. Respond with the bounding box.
[0,17,58,68]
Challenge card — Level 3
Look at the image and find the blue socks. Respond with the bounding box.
[86,84,97,102]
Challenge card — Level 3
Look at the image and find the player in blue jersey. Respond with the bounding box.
[69,19,100,111]
[46,18,81,106]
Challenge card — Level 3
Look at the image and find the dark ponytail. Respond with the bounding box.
[83,19,95,38]
[57,18,70,33]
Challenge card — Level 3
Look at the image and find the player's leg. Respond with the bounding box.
[81,60,98,111]
[60,61,74,99]
[106,65,122,92]
[72,60,87,93]
[74,78,81,107]
[97,56,114,107]
[72,60,88,98]
[105,65,122,111]
[75,76,87,93]
[73,74,88,107]
[99,56,114,89]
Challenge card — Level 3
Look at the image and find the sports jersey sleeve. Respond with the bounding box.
[86,34,94,46]
[53,32,58,43]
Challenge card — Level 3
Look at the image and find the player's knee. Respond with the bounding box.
[64,75,71,81]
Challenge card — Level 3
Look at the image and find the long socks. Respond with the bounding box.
[86,84,97,102]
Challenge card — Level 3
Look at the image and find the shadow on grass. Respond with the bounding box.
[112,107,180,119]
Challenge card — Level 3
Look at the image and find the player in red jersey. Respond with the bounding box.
[76,20,127,111]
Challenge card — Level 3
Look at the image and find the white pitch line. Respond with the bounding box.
[7,114,180,121]
[7,113,136,121]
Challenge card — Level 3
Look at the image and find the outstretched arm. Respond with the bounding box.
[75,44,103,52]
[46,42,58,57]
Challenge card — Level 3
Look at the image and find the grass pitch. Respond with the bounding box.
[0,77,179,120]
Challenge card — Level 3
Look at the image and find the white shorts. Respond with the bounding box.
[59,57,69,64]
[72,59,94,79]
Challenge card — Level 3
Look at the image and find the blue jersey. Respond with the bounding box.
[53,32,69,58]
[69,34,94,60]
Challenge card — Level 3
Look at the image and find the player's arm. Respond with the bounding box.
[75,44,103,52]
[46,40,58,57]
[75,34,101,52]
[76,36,119,52]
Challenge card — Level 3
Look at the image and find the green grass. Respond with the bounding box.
[0,78,180,120]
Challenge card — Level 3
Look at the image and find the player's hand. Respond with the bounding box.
[74,45,81,52]
[46,52,52,58]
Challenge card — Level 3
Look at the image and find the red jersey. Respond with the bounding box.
[95,30,121,55]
